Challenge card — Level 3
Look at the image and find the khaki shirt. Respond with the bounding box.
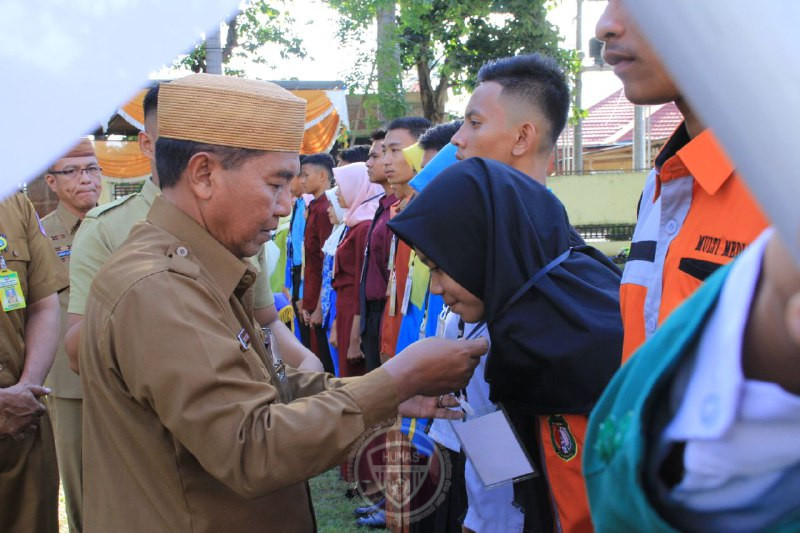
[69,178,273,316]
[80,196,399,532]
[41,202,82,398]
[0,193,68,387]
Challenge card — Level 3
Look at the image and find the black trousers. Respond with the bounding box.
[408,448,467,533]
[312,323,335,374]
[361,299,385,372]
[291,266,311,349]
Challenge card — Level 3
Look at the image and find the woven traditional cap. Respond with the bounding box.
[61,138,95,159]
[158,73,306,152]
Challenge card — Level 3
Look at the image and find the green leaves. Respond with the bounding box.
[174,0,306,75]
[328,0,565,122]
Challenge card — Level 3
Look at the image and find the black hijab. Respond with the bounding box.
[388,157,622,415]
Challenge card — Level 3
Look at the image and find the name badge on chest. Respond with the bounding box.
[0,238,25,312]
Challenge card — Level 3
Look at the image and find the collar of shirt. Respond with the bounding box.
[653,124,735,200]
[308,193,326,207]
[141,177,161,207]
[147,195,253,298]
[379,193,396,210]
[55,201,83,235]
[664,229,772,442]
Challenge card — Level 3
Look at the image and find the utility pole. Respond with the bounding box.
[633,106,646,170]
[574,0,584,173]
[206,23,223,75]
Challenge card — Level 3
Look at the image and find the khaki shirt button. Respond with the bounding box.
[0,363,4,372]
[12,250,19,257]
[176,246,189,257]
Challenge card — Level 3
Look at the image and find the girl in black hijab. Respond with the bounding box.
[388,157,623,532]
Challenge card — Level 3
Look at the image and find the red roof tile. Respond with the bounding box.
[560,88,683,147]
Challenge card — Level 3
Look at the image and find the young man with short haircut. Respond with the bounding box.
[359,129,396,371]
[448,54,623,533]
[300,152,337,373]
[378,116,431,362]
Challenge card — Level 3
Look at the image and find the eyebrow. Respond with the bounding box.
[464,109,483,120]
[276,170,296,181]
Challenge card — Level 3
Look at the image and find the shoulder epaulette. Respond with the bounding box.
[85,192,141,219]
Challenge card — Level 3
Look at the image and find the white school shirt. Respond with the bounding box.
[427,310,524,533]
[661,229,800,526]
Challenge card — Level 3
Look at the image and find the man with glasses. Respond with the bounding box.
[41,138,102,533]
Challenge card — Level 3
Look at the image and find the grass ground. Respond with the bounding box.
[58,469,368,532]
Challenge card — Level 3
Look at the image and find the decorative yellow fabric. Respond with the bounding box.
[302,110,340,154]
[119,89,147,130]
[93,141,152,179]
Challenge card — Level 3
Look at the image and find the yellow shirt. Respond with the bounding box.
[80,196,398,532]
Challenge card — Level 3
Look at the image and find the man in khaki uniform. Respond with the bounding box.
[0,192,67,533]
[79,73,485,532]
[40,138,102,533]
[65,83,320,373]
[64,84,162,362]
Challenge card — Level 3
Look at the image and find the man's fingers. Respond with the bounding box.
[432,408,464,420]
[26,385,51,398]
[460,338,489,357]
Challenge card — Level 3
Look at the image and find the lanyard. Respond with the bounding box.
[465,247,572,340]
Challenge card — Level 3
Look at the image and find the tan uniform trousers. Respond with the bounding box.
[0,412,59,533]
[49,397,82,533]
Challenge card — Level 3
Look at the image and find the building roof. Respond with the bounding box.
[271,80,345,90]
[562,88,683,147]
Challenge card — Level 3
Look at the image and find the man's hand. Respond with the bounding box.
[398,394,462,419]
[0,383,50,440]
[382,337,487,400]
[309,307,323,327]
[300,309,311,326]
[743,232,800,394]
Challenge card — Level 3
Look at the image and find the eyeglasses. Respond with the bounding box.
[49,165,103,179]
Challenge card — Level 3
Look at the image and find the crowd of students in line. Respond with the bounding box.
[3,1,798,532]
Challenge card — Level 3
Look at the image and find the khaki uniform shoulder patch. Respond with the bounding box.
[166,244,200,279]
[85,193,139,220]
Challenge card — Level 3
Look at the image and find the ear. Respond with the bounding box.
[138,130,154,159]
[183,152,217,201]
[511,122,539,157]
[44,173,58,193]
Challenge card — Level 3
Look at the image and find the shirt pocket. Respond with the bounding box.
[678,257,723,282]
[2,237,30,295]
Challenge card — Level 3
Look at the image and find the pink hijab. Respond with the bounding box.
[334,162,383,227]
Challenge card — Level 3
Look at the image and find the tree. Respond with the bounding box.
[330,0,567,124]
[175,1,305,76]
[329,0,408,124]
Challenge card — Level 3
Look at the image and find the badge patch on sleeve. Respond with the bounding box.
[548,415,577,461]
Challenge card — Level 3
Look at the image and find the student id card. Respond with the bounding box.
[450,404,536,488]
[0,269,26,312]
